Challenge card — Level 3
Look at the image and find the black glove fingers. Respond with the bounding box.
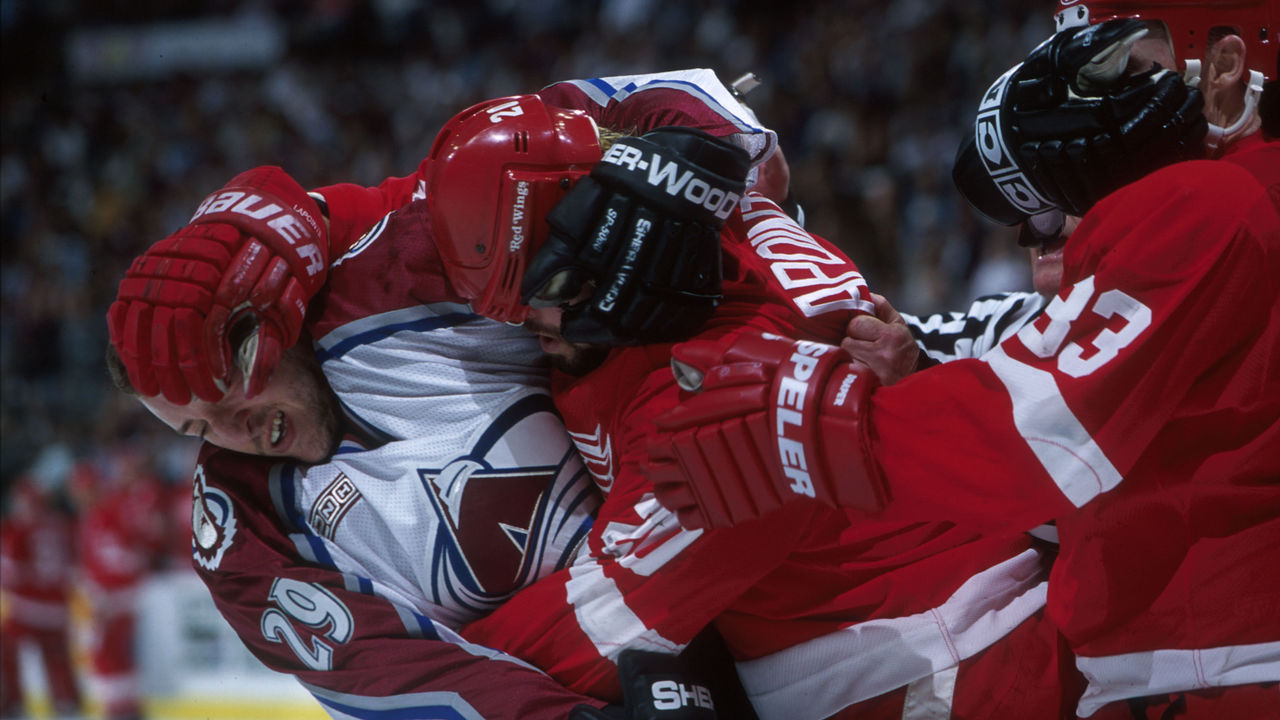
[641,222,716,297]
[1033,140,1084,213]
[528,191,637,306]
[543,176,610,244]
[523,178,614,304]
[533,127,742,346]
[562,206,660,344]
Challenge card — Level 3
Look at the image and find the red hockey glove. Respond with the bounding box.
[107,167,327,404]
[646,331,886,531]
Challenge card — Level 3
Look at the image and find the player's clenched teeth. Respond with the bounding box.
[271,411,285,446]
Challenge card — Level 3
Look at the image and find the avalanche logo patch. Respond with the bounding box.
[192,464,238,571]
[419,458,558,612]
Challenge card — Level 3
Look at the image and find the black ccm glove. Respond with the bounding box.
[954,18,1207,228]
[568,650,721,720]
[523,127,750,345]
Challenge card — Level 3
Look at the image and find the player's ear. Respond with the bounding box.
[1206,33,1248,88]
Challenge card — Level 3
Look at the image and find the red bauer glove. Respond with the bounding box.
[646,331,887,530]
[107,166,327,404]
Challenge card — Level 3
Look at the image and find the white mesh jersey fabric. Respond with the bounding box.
[278,305,597,629]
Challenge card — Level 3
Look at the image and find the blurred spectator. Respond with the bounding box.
[0,474,84,719]
[1,0,1041,497]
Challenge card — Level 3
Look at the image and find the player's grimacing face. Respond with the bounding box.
[140,344,341,464]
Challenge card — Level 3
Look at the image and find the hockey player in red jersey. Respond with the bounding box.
[404,94,1085,719]
[645,5,1280,719]
[0,475,83,719]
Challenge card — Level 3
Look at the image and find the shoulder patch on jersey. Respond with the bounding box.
[192,464,238,571]
[310,473,363,540]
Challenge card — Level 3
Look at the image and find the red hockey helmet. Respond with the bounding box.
[1053,0,1277,81]
[424,95,603,325]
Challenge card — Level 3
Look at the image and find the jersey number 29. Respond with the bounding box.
[261,578,355,671]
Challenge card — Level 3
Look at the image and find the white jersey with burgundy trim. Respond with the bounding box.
[191,197,602,718]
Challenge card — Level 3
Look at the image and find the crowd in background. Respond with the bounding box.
[1,1,1046,709]
[1,0,1049,487]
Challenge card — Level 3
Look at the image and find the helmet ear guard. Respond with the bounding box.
[424,95,602,324]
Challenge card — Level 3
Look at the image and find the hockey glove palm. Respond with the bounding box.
[108,166,327,404]
[645,331,886,531]
[955,18,1207,226]
[523,127,750,345]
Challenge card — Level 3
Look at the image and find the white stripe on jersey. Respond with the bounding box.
[735,548,1049,720]
[1075,641,1280,717]
[303,682,486,720]
[984,344,1122,507]
[565,497,700,660]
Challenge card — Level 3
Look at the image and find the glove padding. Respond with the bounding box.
[957,18,1207,226]
[645,331,885,531]
[569,649,721,720]
[107,166,327,404]
[522,127,750,345]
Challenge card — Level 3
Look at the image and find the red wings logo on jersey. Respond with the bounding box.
[192,464,238,571]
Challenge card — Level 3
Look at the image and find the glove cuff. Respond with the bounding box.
[188,166,329,294]
[816,365,887,512]
[593,130,747,227]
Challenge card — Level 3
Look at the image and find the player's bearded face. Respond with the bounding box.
[140,343,342,464]
[523,306,609,376]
